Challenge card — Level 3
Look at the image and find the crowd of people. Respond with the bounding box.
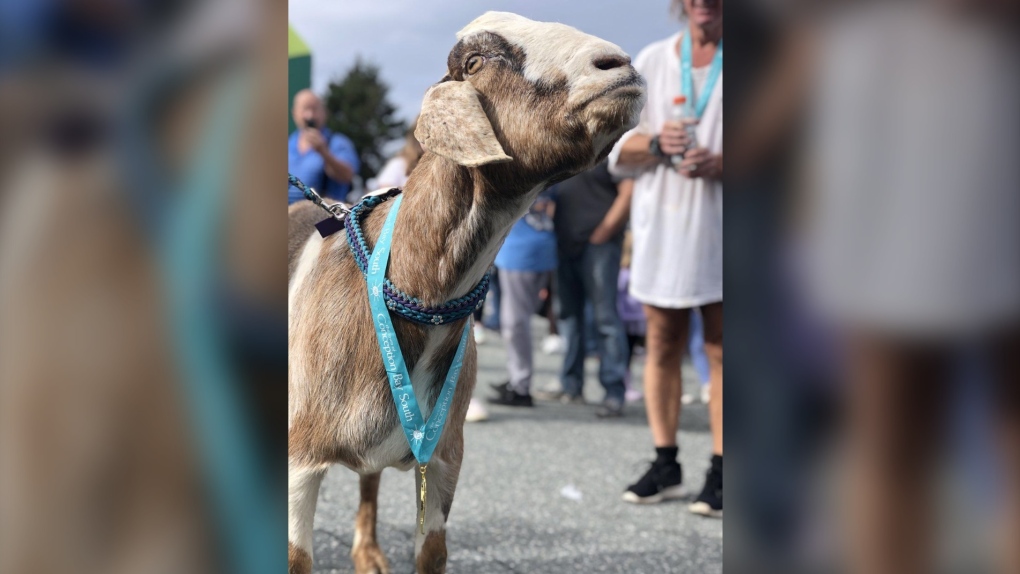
[288,0,723,518]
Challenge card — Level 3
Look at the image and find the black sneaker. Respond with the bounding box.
[489,380,510,393]
[595,398,624,418]
[689,456,722,517]
[487,387,534,407]
[622,459,684,504]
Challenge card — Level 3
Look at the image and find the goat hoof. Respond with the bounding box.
[288,543,313,574]
[416,530,448,574]
[352,544,391,574]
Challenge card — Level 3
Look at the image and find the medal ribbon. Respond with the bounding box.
[366,194,471,466]
[680,32,723,119]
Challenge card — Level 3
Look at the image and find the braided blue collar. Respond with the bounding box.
[288,174,490,327]
[344,190,489,326]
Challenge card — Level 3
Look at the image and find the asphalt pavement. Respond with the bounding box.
[311,318,723,573]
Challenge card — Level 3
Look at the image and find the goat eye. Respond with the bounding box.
[465,55,484,75]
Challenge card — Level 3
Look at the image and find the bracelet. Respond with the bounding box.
[648,136,665,158]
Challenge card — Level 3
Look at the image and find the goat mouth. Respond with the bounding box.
[577,73,645,110]
[605,84,644,100]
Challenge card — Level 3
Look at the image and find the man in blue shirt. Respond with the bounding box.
[288,89,360,204]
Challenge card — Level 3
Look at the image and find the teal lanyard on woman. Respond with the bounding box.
[365,194,472,534]
[680,32,723,119]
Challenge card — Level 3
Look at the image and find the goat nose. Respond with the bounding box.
[592,54,630,71]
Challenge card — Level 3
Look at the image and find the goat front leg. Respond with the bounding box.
[351,472,390,574]
[414,445,463,574]
[288,461,328,574]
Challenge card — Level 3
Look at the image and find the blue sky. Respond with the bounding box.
[289,0,681,124]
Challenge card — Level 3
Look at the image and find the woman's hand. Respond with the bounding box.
[659,118,696,156]
[678,147,722,180]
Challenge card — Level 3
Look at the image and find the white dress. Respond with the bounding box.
[609,31,723,309]
[803,5,1020,335]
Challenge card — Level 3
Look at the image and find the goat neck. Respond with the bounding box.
[376,152,542,309]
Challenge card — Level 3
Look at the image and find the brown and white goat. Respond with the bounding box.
[288,12,644,574]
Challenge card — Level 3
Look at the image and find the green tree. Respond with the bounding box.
[323,58,407,184]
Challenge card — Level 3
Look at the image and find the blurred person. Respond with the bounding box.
[465,269,492,423]
[535,160,631,416]
[472,290,488,344]
[464,394,489,423]
[467,264,492,423]
[481,265,501,331]
[681,309,712,405]
[802,5,1020,573]
[373,115,423,190]
[473,264,500,344]
[0,0,287,572]
[609,0,723,513]
[488,191,558,407]
[618,230,647,403]
[539,273,565,355]
[727,1,1020,571]
[0,159,219,573]
[287,89,358,204]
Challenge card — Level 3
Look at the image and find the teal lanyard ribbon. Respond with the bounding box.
[147,68,277,574]
[680,32,723,119]
[366,194,471,466]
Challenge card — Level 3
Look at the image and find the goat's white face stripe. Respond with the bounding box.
[457,11,630,107]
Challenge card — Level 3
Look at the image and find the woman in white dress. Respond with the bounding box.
[783,4,1018,571]
[609,0,723,515]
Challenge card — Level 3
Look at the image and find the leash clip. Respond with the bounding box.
[324,201,350,220]
[289,174,351,220]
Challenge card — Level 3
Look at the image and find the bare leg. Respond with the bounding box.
[642,305,689,447]
[288,461,328,574]
[351,472,390,574]
[701,302,723,455]
[845,338,948,574]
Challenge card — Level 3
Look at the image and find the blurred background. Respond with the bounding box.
[724,1,1019,573]
[3,0,1018,573]
[0,0,287,572]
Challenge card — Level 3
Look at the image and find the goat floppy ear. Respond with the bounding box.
[415,81,512,167]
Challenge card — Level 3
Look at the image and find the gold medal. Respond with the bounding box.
[419,464,428,535]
